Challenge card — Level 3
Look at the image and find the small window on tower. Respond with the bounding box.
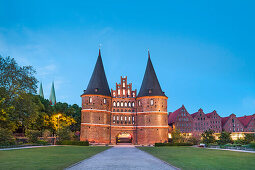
[123,89,125,95]
[128,90,130,95]
[150,99,154,106]
[123,83,125,87]
[89,97,92,103]
[133,92,135,97]
[113,92,116,97]
[118,89,120,95]
[148,89,152,94]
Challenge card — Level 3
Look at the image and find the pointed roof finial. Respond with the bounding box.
[148,48,150,58]
[49,81,56,106]
[39,82,44,98]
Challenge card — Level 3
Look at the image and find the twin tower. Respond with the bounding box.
[80,49,168,145]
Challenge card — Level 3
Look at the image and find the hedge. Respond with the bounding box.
[155,142,193,147]
[57,140,89,146]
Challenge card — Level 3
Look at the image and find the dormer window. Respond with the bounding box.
[148,89,152,94]
[94,88,98,92]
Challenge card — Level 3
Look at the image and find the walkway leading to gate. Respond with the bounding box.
[67,145,178,170]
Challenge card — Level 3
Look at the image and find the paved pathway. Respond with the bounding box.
[0,145,54,151]
[67,145,178,170]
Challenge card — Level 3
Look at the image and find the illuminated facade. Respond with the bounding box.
[80,50,168,145]
[169,105,255,138]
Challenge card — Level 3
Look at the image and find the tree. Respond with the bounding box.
[244,133,255,144]
[218,131,233,145]
[0,56,38,97]
[201,129,215,145]
[171,129,184,143]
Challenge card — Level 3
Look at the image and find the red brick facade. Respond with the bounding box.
[81,76,168,145]
[168,106,254,135]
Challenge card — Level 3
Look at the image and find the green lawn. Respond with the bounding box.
[139,146,255,170]
[0,146,110,170]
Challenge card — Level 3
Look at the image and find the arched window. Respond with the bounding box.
[150,99,154,106]
[113,101,116,107]
[124,102,127,107]
[89,97,92,103]
[117,116,119,120]
[128,102,131,107]
[132,93,135,97]
[113,92,116,97]
[118,89,120,95]
[128,90,130,95]
[121,102,123,107]
[138,100,141,106]
[123,89,125,96]
[123,83,125,87]
[117,102,120,107]
[132,102,135,107]
[103,98,106,104]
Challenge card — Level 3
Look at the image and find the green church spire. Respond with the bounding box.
[49,82,56,106]
[39,82,44,98]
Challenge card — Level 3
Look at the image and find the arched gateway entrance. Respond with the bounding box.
[116,132,132,144]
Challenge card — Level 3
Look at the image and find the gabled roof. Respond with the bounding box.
[221,116,230,126]
[168,106,183,124]
[206,110,218,118]
[168,105,190,124]
[83,49,111,97]
[237,115,254,128]
[191,108,204,118]
[137,51,166,97]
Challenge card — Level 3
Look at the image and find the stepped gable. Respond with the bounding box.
[83,49,111,97]
[137,51,166,97]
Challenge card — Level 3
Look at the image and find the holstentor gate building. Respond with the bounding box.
[80,49,169,145]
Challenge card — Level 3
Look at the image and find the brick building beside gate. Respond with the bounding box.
[80,50,168,145]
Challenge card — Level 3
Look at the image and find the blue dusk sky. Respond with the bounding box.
[0,0,255,117]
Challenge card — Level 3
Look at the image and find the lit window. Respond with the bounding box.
[133,92,135,97]
[125,116,127,121]
[121,116,123,121]
[117,102,120,107]
[121,102,123,107]
[103,98,106,104]
[117,116,119,120]
[118,89,120,95]
[128,102,131,107]
[89,97,92,103]
[123,83,125,87]
[132,102,135,107]
[138,101,141,106]
[128,90,130,95]
[123,89,125,95]
[124,102,127,107]
[113,101,116,107]
[150,99,154,106]
[113,92,116,97]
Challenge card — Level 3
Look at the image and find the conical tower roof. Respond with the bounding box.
[39,82,44,98]
[137,51,166,97]
[49,82,56,106]
[83,49,111,96]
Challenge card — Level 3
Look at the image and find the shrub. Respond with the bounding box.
[57,140,89,146]
[244,134,255,144]
[218,131,233,145]
[25,130,40,143]
[248,141,255,149]
[36,140,49,145]
[57,128,73,141]
[155,142,193,147]
[43,129,51,140]
[201,129,215,145]
[188,137,200,145]
[0,128,15,146]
